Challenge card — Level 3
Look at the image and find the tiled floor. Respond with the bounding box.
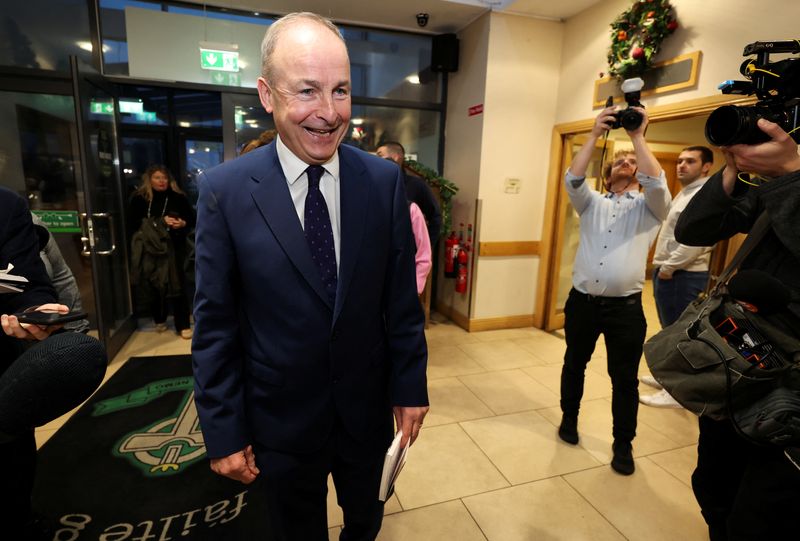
[35,282,709,540]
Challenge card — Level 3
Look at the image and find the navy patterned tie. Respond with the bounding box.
[304,165,337,302]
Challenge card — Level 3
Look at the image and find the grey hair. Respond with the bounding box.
[260,12,346,82]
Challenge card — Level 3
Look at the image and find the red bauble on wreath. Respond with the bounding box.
[607,0,678,81]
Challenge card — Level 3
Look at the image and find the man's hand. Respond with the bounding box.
[723,119,800,179]
[657,270,672,280]
[210,445,260,484]
[393,406,429,448]
[592,105,617,138]
[164,216,186,229]
[1,303,68,341]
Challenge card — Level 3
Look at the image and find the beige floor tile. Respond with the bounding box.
[426,346,486,380]
[648,445,698,488]
[522,364,612,401]
[459,369,560,415]
[461,411,602,484]
[326,475,403,528]
[538,399,683,464]
[35,428,57,448]
[424,377,494,427]
[393,424,508,509]
[512,334,568,365]
[472,327,545,342]
[564,457,708,541]
[463,477,625,541]
[637,402,700,446]
[377,500,486,541]
[153,340,193,356]
[458,340,546,371]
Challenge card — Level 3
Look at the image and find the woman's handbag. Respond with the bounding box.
[643,211,800,445]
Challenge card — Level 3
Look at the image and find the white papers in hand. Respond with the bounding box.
[378,430,409,502]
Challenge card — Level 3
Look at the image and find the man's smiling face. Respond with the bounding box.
[258,21,351,165]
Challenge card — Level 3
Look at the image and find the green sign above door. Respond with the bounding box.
[200,49,239,72]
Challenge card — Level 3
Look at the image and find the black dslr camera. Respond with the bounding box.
[606,77,645,131]
[705,40,800,146]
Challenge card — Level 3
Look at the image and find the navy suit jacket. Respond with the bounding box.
[192,142,428,459]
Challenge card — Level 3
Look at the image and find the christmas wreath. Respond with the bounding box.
[607,0,678,81]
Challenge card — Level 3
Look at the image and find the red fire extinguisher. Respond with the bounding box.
[455,246,468,293]
[444,231,457,278]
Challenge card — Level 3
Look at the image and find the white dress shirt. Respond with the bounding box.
[652,176,713,277]
[565,168,670,297]
[276,136,341,270]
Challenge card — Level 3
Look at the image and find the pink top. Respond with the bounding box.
[409,202,432,294]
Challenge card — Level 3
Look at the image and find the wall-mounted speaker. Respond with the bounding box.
[431,34,459,73]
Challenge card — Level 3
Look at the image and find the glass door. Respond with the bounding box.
[543,134,610,330]
[70,57,135,358]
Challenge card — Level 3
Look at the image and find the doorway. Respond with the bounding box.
[537,94,755,331]
[0,59,136,358]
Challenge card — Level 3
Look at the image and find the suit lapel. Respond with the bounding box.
[250,145,333,310]
[334,148,368,323]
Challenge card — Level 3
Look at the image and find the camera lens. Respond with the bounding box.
[705,105,773,146]
[619,109,643,131]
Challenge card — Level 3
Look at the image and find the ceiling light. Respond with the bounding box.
[406,75,420,85]
[351,118,364,125]
[179,121,191,127]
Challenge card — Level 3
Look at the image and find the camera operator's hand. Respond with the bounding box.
[721,119,800,192]
[1,303,68,341]
[592,106,617,137]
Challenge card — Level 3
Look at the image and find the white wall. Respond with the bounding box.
[439,13,490,316]
[556,0,800,123]
[471,12,563,319]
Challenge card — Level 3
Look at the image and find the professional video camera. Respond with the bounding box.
[705,40,800,146]
[606,77,645,131]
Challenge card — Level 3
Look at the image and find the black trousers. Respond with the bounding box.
[560,288,647,443]
[151,290,191,331]
[253,421,391,541]
[0,333,106,533]
[692,416,800,541]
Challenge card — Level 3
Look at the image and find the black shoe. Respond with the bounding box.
[611,440,635,475]
[558,415,579,445]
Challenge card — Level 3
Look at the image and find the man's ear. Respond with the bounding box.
[701,161,713,176]
[257,77,273,113]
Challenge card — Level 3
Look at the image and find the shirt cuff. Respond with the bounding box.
[636,169,665,187]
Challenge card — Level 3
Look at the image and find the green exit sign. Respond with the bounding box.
[200,49,239,72]
[90,100,114,115]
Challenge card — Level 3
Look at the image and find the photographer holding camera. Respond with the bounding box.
[674,118,800,540]
[557,101,670,475]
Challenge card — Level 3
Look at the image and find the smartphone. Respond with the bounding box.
[165,211,181,219]
[14,308,88,325]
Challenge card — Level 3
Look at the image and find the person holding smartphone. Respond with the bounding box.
[128,165,196,339]
[1,186,107,538]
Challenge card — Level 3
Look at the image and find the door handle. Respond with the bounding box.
[79,212,91,257]
[79,213,117,256]
[92,213,117,256]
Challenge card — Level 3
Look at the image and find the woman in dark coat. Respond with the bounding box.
[128,165,195,338]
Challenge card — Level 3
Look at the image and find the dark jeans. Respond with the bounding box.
[692,416,800,541]
[560,288,647,443]
[652,268,708,327]
[151,290,191,331]
[253,422,390,541]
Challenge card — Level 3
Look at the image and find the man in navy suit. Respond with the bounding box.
[192,12,429,540]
